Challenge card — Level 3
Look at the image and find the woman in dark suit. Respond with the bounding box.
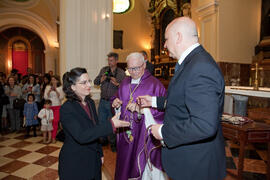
[59,67,129,180]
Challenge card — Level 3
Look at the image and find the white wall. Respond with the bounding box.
[218,0,261,63]
[192,0,261,63]
[113,0,152,62]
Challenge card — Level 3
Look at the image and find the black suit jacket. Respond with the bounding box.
[58,97,113,180]
[158,45,226,180]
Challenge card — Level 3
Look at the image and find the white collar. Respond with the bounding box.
[178,43,200,66]
[131,77,141,84]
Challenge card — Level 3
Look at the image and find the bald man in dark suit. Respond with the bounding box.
[138,17,226,180]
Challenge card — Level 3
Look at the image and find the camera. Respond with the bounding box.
[104,69,114,82]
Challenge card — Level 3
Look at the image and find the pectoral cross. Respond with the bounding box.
[126,95,134,110]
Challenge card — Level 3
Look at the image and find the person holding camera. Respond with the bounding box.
[44,75,65,143]
[94,52,125,151]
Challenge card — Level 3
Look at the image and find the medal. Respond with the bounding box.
[126,130,133,142]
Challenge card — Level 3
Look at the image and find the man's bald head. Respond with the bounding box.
[164,17,198,59]
[167,17,198,44]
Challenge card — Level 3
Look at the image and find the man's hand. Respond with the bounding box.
[110,77,119,86]
[111,112,130,128]
[126,102,143,114]
[151,124,163,140]
[100,75,106,83]
[137,95,152,107]
[112,98,122,108]
[126,102,136,112]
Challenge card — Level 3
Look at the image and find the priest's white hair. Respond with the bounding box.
[126,52,145,63]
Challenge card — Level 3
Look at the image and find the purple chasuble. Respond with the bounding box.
[112,70,167,180]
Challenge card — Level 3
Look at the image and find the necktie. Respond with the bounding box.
[175,62,180,72]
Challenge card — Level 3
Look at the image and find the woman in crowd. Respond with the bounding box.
[4,76,22,132]
[41,73,51,98]
[22,74,41,102]
[44,75,64,143]
[58,67,129,180]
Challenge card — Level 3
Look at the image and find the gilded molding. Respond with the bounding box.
[149,0,179,25]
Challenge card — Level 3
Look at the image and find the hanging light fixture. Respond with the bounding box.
[113,0,130,14]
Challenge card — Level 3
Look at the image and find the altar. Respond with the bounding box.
[225,86,270,98]
[224,86,270,117]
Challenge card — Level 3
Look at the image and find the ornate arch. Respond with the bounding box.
[0,8,58,74]
[0,8,58,51]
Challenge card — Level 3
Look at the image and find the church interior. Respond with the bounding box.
[0,0,270,179]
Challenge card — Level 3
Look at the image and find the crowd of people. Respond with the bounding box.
[0,69,64,144]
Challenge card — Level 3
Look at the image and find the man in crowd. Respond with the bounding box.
[138,17,226,180]
[94,52,125,151]
[141,50,154,75]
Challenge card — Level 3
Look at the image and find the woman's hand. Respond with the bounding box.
[111,112,130,128]
[112,98,122,109]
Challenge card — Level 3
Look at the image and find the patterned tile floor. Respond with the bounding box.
[0,132,111,180]
[0,132,268,180]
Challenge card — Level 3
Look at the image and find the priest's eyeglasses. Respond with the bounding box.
[127,63,144,72]
[77,80,92,85]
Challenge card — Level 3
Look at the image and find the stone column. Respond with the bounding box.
[44,48,58,74]
[59,0,112,79]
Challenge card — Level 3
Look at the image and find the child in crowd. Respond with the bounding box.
[23,94,39,138]
[38,99,54,144]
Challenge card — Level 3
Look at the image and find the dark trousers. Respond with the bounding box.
[26,125,37,136]
[7,108,20,131]
[98,99,115,146]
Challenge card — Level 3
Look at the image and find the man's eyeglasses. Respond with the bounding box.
[127,63,144,72]
[77,80,92,85]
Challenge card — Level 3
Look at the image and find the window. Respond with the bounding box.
[113,30,123,49]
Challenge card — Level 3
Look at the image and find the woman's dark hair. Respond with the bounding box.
[50,75,61,87]
[43,73,51,83]
[62,67,89,102]
[27,93,35,101]
[7,76,17,86]
[27,74,36,85]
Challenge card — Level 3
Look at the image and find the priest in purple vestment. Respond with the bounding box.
[112,52,167,180]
